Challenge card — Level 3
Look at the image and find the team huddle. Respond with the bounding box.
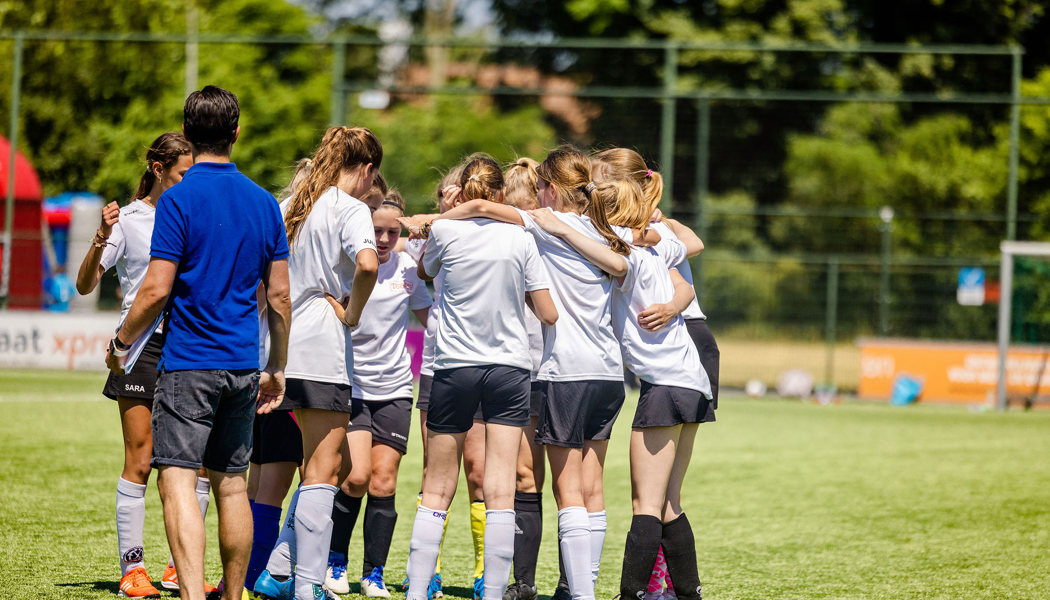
[87,86,719,600]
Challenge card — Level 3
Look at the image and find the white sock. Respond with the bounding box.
[116,478,147,577]
[558,507,593,600]
[265,486,301,578]
[196,476,211,519]
[294,483,338,598]
[406,506,448,600]
[483,509,515,600]
[588,511,607,584]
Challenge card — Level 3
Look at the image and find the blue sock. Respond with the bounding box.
[246,502,284,590]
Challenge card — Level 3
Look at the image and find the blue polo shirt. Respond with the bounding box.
[151,162,289,371]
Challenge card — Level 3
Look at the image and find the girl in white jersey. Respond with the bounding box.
[403,147,656,600]
[404,155,558,600]
[323,190,432,598]
[527,178,713,600]
[254,126,381,600]
[75,132,202,599]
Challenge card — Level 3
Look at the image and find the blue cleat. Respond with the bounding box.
[473,576,484,600]
[252,569,294,600]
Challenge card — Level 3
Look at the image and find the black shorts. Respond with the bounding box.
[632,380,715,428]
[535,380,625,448]
[251,410,303,465]
[427,366,531,434]
[102,331,164,401]
[417,373,483,420]
[348,397,413,454]
[529,381,543,419]
[685,318,720,407]
[280,378,353,413]
[151,368,259,473]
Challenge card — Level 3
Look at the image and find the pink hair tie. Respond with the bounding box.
[645,169,653,179]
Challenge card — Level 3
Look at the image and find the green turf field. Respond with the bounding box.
[2,369,1050,600]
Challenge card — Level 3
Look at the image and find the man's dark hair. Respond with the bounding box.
[183,85,239,155]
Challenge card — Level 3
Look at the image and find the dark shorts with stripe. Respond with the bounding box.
[534,379,625,448]
[632,380,715,428]
[427,366,531,434]
[103,331,164,401]
[251,410,303,465]
[349,397,413,454]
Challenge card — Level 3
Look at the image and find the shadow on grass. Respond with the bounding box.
[55,580,120,594]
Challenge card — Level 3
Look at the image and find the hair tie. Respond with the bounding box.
[467,174,481,183]
[380,199,403,210]
[585,182,596,193]
[645,169,653,179]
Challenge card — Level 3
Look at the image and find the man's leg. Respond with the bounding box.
[158,466,208,600]
[210,469,252,600]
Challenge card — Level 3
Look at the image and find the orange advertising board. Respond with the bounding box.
[858,339,1050,404]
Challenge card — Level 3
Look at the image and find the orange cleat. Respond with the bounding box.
[118,567,161,598]
[160,563,219,597]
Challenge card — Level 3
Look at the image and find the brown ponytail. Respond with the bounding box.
[285,126,383,246]
[459,154,504,203]
[536,146,592,213]
[134,132,191,201]
[588,180,633,257]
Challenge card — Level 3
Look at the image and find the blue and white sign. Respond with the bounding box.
[957,267,985,306]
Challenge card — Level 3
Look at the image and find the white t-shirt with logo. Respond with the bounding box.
[649,221,705,320]
[515,209,632,382]
[351,251,433,400]
[404,238,441,378]
[613,236,712,396]
[422,218,549,371]
[100,200,160,329]
[282,186,377,384]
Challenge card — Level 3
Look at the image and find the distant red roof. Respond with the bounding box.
[0,135,42,201]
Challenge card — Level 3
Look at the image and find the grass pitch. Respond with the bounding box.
[2,369,1050,599]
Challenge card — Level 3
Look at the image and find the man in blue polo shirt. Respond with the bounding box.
[107,85,291,600]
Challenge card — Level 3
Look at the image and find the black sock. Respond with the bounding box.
[513,491,542,586]
[661,514,702,600]
[330,490,363,558]
[362,494,398,577]
[619,515,663,600]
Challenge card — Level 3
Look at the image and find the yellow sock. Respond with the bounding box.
[470,501,486,579]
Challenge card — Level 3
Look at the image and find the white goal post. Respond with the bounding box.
[996,241,1050,411]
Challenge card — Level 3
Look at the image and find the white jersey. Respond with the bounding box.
[422,218,549,370]
[351,251,433,400]
[100,200,161,331]
[282,186,377,384]
[516,208,632,382]
[404,238,440,378]
[613,236,711,396]
[649,221,705,320]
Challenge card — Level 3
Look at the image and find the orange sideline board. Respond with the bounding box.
[858,339,1050,404]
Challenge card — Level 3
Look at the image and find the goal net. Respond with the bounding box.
[996,241,1050,410]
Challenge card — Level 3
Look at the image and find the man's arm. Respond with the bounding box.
[258,258,291,413]
[106,258,177,373]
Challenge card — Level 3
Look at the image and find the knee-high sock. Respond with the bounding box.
[329,490,363,559]
[660,514,701,600]
[264,486,301,579]
[406,506,448,600]
[246,502,283,589]
[588,511,607,584]
[362,494,398,577]
[619,515,662,600]
[470,501,487,579]
[558,507,593,600]
[294,484,338,598]
[116,478,147,577]
[513,491,542,586]
[483,509,515,600]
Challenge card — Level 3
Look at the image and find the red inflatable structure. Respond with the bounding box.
[0,134,43,308]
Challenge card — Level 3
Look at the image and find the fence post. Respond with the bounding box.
[330,37,347,126]
[1006,46,1022,241]
[1,33,24,310]
[825,258,839,386]
[879,206,894,336]
[185,4,199,97]
[658,42,678,214]
[693,98,710,297]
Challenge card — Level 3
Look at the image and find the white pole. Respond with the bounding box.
[996,243,1013,411]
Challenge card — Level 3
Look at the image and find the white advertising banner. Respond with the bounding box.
[0,310,118,371]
